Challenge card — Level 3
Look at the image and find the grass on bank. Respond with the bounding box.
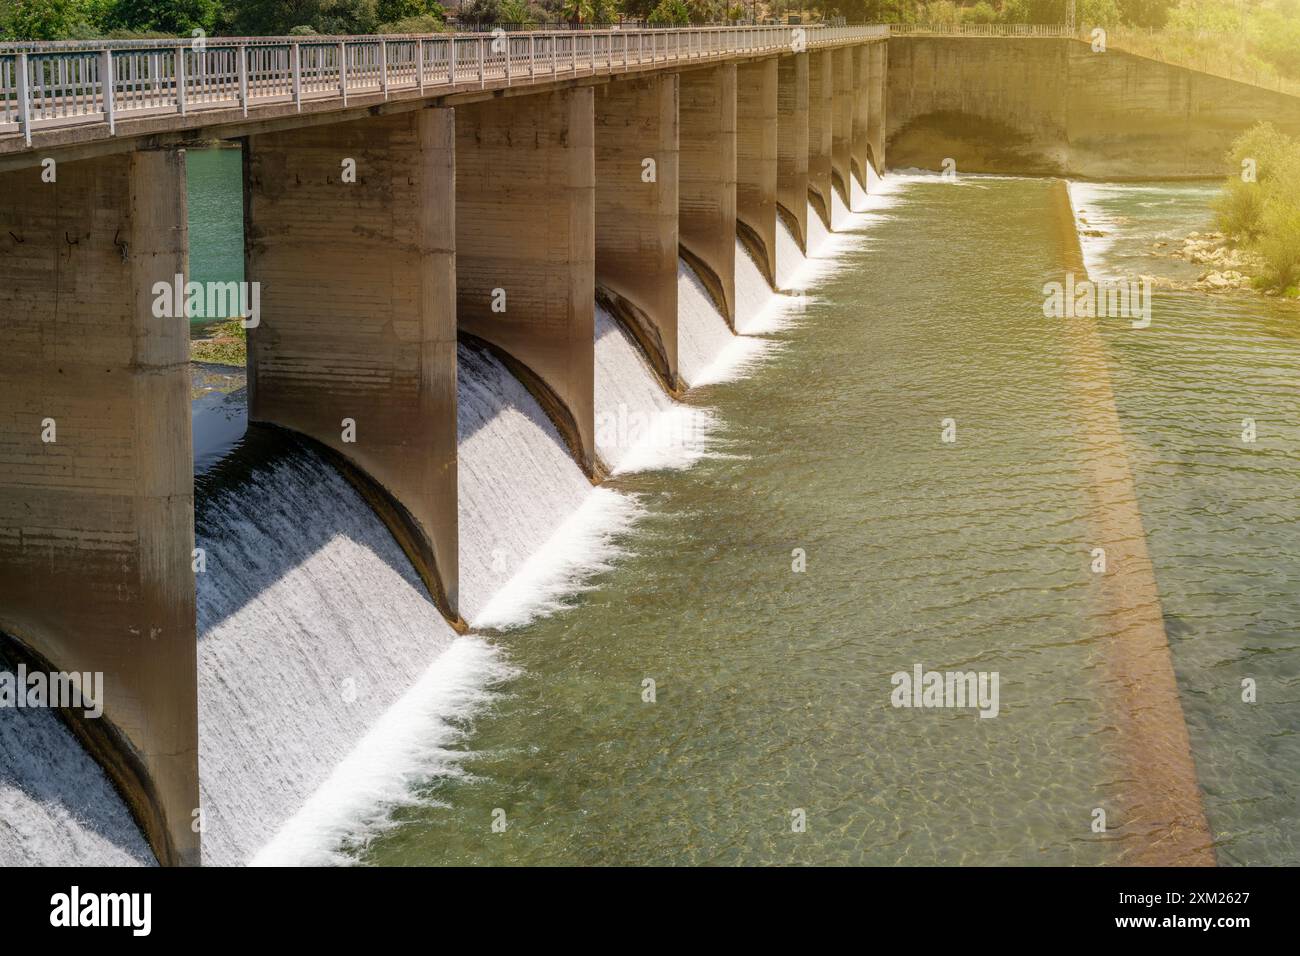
[190,318,248,367]
[1214,123,1300,297]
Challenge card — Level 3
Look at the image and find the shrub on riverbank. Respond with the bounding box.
[190,318,247,367]
[1214,123,1300,296]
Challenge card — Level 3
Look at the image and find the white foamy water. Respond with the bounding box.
[0,656,153,866]
[677,259,771,386]
[458,344,640,631]
[737,238,803,336]
[594,306,716,476]
[251,636,509,866]
[774,221,803,291]
[195,445,504,866]
[1067,181,1118,278]
[4,174,912,867]
[832,187,857,230]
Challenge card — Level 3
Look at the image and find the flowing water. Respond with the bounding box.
[361,176,1162,866]
[5,151,1294,867]
[1072,182,1300,865]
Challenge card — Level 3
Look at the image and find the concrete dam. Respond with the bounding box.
[0,24,1293,867]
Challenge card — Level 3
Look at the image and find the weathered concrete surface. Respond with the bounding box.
[595,74,680,391]
[887,37,1300,178]
[245,110,461,620]
[852,45,872,189]
[868,42,887,173]
[456,88,598,474]
[807,50,834,229]
[831,46,854,205]
[777,52,810,252]
[0,149,199,866]
[736,58,779,289]
[679,63,737,327]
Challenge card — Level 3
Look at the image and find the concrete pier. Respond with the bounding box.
[456,88,598,475]
[595,75,681,391]
[807,50,835,230]
[736,59,779,290]
[0,149,199,866]
[776,52,810,253]
[868,42,887,174]
[831,47,855,206]
[678,63,738,328]
[244,109,461,621]
[851,45,873,190]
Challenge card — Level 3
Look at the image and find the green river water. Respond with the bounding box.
[186,153,1298,866]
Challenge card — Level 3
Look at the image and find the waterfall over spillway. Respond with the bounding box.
[832,187,855,230]
[0,652,153,866]
[677,258,772,387]
[458,343,640,631]
[594,306,715,475]
[195,439,503,866]
[774,217,808,292]
[806,203,832,254]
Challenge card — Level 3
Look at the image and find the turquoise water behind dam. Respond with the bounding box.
[169,156,1298,865]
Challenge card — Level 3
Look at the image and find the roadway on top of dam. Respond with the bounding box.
[0,24,887,169]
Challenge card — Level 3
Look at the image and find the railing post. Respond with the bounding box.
[449,36,457,86]
[238,43,248,116]
[176,46,187,116]
[380,40,388,98]
[100,49,115,135]
[478,37,484,89]
[339,40,348,105]
[292,42,302,110]
[530,35,535,79]
[505,36,512,81]
[16,52,32,146]
[417,37,424,92]
[552,36,558,77]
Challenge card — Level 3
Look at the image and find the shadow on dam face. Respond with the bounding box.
[887,110,1064,176]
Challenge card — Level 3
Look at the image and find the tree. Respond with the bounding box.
[646,0,687,24]
[107,0,221,33]
[1,0,106,39]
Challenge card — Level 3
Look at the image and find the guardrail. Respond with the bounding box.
[0,24,887,147]
[889,23,1078,37]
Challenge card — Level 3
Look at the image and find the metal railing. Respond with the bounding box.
[0,24,887,147]
[890,23,1078,37]
[890,22,1300,98]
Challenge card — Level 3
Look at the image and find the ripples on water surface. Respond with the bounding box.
[365,177,1158,866]
[1075,183,1300,865]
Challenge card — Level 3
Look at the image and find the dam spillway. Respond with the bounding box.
[1,23,1297,869]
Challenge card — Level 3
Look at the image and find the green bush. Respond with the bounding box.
[647,0,687,25]
[1215,123,1300,293]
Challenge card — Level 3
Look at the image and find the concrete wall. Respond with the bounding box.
[852,45,872,189]
[245,110,460,621]
[456,88,598,475]
[807,50,834,229]
[680,63,738,327]
[0,149,199,867]
[887,37,1300,178]
[869,42,887,173]
[736,58,779,290]
[777,52,810,252]
[595,74,680,391]
[831,47,855,205]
